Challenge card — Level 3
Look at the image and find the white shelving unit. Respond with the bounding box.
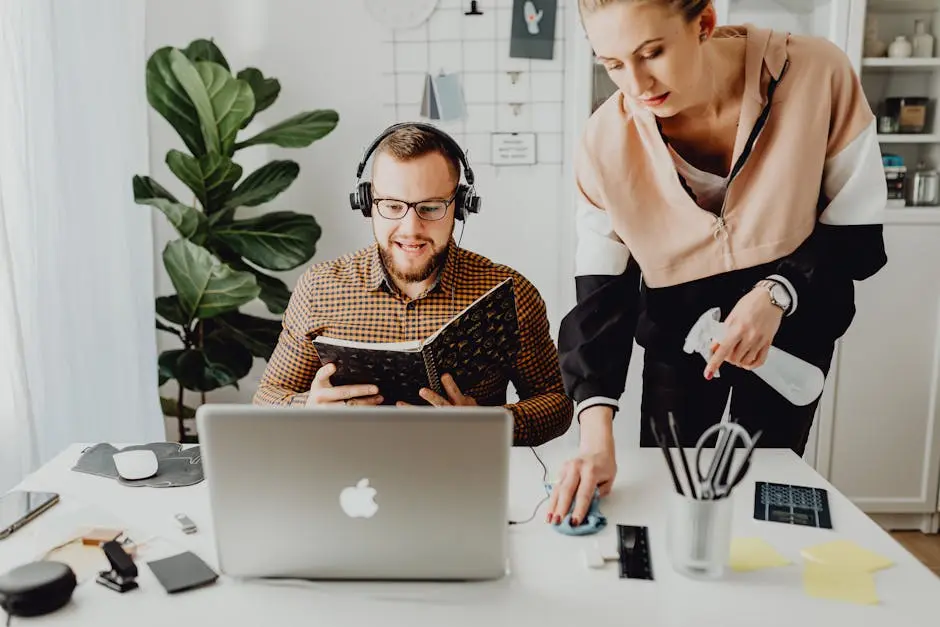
[817,0,940,533]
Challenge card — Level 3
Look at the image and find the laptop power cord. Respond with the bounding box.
[508,447,549,526]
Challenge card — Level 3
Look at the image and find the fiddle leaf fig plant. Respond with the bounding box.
[135,38,338,441]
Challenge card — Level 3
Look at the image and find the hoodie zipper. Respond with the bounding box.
[711,59,790,245]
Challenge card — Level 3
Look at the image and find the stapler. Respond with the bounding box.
[96,540,139,593]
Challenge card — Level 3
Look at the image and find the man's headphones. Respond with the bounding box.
[349,122,481,221]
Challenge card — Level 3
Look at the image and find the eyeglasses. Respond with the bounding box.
[372,189,458,221]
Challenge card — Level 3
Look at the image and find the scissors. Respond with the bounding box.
[694,422,761,500]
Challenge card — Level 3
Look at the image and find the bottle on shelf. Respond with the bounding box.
[913,20,934,58]
[889,35,913,58]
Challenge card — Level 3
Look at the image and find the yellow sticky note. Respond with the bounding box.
[802,561,879,605]
[729,537,791,572]
[801,540,894,573]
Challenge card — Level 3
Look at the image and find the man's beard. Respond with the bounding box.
[378,240,449,284]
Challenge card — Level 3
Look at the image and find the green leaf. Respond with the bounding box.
[133,175,207,242]
[160,397,197,419]
[228,260,291,314]
[166,150,242,214]
[169,49,222,155]
[204,311,282,360]
[223,160,299,210]
[183,38,229,71]
[235,110,338,150]
[155,318,180,336]
[146,47,206,157]
[155,295,189,326]
[158,349,185,386]
[195,61,255,154]
[212,211,321,271]
[162,239,260,321]
[132,175,179,204]
[158,341,252,392]
[237,68,280,128]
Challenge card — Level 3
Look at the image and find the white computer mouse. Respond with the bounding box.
[112,450,158,481]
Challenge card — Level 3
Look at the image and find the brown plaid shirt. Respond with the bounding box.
[253,239,573,446]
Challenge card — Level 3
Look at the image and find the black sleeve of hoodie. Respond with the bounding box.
[558,258,642,418]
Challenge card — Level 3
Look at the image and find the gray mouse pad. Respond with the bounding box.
[71,443,203,488]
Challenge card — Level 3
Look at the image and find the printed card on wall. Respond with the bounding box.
[509,0,556,60]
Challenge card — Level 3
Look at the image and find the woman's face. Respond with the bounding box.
[583,1,711,117]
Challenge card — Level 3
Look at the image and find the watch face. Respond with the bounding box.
[771,283,791,307]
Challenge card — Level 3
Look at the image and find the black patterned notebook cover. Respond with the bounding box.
[313,278,519,405]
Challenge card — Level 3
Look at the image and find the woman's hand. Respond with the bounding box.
[704,286,784,378]
[545,407,617,526]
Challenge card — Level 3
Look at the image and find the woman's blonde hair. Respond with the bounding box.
[578,0,711,22]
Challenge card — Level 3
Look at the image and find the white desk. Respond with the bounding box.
[1,442,938,626]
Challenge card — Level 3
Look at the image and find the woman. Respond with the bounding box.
[548,0,887,526]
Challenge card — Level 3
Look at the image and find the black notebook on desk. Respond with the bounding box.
[313,278,519,405]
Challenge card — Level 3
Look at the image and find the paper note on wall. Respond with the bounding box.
[420,72,465,122]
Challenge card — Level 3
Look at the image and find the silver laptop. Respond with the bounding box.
[195,403,512,581]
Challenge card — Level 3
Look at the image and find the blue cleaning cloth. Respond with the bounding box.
[543,482,607,536]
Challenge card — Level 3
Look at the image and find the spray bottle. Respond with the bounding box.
[683,307,826,407]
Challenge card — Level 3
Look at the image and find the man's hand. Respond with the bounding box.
[305,363,383,407]
[704,286,784,379]
[396,373,477,407]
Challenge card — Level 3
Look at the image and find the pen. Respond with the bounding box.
[667,412,698,499]
[649,414,685,496]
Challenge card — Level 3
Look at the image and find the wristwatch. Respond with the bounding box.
[755,279,792,315]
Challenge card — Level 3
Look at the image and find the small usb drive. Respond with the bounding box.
[174,513,197,534]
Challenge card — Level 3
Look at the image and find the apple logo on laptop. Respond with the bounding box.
[340,478,379,518]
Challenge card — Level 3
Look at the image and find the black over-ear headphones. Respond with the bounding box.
[349,122,481,221]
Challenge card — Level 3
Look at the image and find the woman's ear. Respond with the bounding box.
[696,2,718,41]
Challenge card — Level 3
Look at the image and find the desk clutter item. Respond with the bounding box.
[146,551,218,594]
[729,537,791,572]
[617,524,653,580]
[542,482,606,535]
[95,540,138,593]
[802,560,880,606]
[0,561,76,620]
[800,539,893,573]
[754,482,832,529]
[649,413,759,501]
[71,442,203,488]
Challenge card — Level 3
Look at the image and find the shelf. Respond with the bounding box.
[867,0,940,12]
[863,58,940,69]
[881,208,940,224]
[878,134,940,143]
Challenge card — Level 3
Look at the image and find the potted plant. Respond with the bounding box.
[134,39,337,442]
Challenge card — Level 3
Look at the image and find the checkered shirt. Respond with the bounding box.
[253,239,573,446]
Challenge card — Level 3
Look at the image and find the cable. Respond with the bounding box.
[508,447,549,526]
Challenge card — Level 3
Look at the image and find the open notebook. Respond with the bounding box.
[313,278,519,405]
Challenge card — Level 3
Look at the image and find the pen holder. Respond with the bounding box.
[666,492,732,580]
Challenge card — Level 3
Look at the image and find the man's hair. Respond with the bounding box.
[373,125,462,184]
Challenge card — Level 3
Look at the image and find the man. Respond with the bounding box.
[253,122,572,447]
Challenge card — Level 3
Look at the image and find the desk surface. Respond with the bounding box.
[1,442,938,626]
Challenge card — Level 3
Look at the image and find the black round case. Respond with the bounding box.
[0,561,76,618]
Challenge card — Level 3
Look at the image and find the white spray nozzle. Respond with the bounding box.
[683,307,825,407]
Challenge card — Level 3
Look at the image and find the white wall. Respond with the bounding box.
[145,0,601,445]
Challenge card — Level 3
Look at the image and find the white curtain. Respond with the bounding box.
[0,0,163,492]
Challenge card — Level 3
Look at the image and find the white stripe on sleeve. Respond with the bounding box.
[820,119,887,226]
[574,196,631,277]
